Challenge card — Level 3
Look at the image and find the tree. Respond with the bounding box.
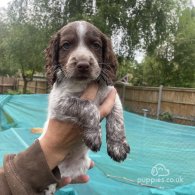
[0,10,16,76]
[140,55,173,86]
[1,0,49,93]
[6,23,46,93]
[139,7,195,87]
[1,0,193,90]
[8,0,188,58]
[171,7,195,87]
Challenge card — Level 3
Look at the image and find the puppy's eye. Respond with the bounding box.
[63,41,71,50]
[92,42,102,50]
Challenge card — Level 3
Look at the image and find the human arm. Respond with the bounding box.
[0,84,116,194]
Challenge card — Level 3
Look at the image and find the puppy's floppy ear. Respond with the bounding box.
[45,33,61,86]
[101,34,118,85]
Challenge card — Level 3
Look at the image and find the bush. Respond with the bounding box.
[159,112,173,122]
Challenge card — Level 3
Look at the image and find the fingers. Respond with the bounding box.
[71,175,90,184]
[99,88,116,119]
[89,160,95,169]
[58,177,72,188]
[58,175,90,188]
[58,160,94,188]
[81,82,99,101]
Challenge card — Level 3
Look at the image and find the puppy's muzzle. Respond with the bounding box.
[75,61,91,79]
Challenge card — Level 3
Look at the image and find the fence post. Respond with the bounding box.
[157,85,163,119]
[35,80,38,94]
[46,81,48,93]
[122,83,126,106]
[14,78,17,90]
[2,77,4,93]
[16,78,19,91]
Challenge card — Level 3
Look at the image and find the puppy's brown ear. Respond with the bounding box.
[101,34,118,85]
[45,33,60,86]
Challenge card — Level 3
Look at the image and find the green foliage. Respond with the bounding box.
[0,0,194,91]
[7,23,44,71]
[116,57,134,79]
[141,55,174,86]
[5,23,46,93]
[139,7,195,87]
[116,58,145,86]
[6,89,22,95]
[159,112,173,122]
[0,18,14,75]
[130,63,144,86]
[6,0,186,58]
[172,8,195,87]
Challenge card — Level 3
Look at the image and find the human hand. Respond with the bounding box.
[40,82,116,169]
[81,82,117,119]
[58,160,95,187]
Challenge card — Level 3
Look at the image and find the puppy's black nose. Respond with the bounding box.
[77,62,90,72]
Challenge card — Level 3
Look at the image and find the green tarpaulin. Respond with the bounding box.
[0,94,195,195]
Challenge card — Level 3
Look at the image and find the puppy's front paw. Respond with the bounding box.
[107,139,130,162]
[80,103,102,152]
[83,124,102,152]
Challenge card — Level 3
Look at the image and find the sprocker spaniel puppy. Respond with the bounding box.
[40,21,130,194]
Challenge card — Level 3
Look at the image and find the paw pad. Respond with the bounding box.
[83,127,102,152]
[107,141,130,162]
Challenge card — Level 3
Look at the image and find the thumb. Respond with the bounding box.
[81,82,99,100]
[99,88,116,119]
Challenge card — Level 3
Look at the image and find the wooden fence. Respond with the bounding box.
[17,79,48,94]
[1,77,195,125]
[115,82,195,126]
[0,76,17,93]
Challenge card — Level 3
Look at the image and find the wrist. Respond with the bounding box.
[40,137,66,170]
[39,119,80,170]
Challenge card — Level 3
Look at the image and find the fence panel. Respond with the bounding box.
[0,77,17,93]
[115,83,195,126]
[1,78,194,125]
[18,79,48,94]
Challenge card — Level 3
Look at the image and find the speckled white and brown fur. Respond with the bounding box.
[39,21,130,194]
